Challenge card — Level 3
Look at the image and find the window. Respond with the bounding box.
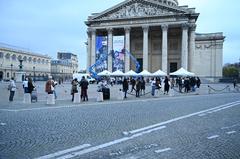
[42,59,45,64]
[7,72,9,78]
[0,52,3,58]
[28,57,32,62]
[18,55,22,61]
[5,54,10,60]
[33,58,37,63]
[23,56,27,62]
[37,58,41,64]
[12,54,17,61]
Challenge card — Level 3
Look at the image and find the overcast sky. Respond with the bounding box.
[0,0,239,69]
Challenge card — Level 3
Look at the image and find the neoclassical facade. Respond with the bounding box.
[0,45,51,81]
[86,0,225,77]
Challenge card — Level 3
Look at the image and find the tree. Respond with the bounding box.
[223,66,239,78]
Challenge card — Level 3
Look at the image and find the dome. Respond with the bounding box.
[153,0,178,6]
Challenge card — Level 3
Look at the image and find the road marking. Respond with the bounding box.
[198,101,240,117]
[207,135,219,139]
[226,131,237,135]
[126,101,240,135]
[36,144,91,159]
[54,126,166,159]
[221,124,240,130]
[0,123,6,126]
[155,148,172,154]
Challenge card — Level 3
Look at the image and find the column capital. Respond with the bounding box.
[124,26,131,33]
[142,25,149,32]
[189,23,196,31]
[88,28,96,34]
[107,28,113,34]
[181,23,189,30]
[161,24,168,31]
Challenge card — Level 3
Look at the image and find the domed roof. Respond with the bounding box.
[153,0,178,6]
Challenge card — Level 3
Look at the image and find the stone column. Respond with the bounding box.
[143,25,149,71]
[181,23,189,70]
[161,24,168,73]
[189,23,196,72]
[107,28,113,72]
[124,27,131,73]
[91,28,96,69]
[87,29,91,73]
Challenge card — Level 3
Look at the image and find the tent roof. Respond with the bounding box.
[170,67,195,76]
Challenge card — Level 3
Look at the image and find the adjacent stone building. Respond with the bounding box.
[0,44,51,81]
[86,0,225,78]
[51,52,79,81]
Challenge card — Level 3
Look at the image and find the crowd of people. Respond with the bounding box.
[8,75,240,103]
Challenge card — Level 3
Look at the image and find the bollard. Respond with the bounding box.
[196,88,200,95]
[97,92,104,102]
[169,88,174,97]
[23,93,31,104]
[47,94,55,105]
[117,90,124,100]
[73,93,81,104]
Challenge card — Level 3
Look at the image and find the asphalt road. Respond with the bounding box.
[0,93,240,159]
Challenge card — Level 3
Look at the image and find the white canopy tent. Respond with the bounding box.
[170,68,195,77]
[124,70,138,76]
[97,70,112,76]
[138,70,152,77]
[152,69,167,77]
[111,70,124,76]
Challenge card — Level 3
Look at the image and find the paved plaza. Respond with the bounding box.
[0,82,240,159]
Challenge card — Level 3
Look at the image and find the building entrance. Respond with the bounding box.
[170,62,178,73]
[0,71,3,81]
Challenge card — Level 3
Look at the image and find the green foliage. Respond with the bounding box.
[223,66,239,78]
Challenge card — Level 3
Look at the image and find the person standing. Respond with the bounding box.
[79,76,89,101]
[135,78,141,98]
[45,77,54,94]
[140,77,146,95]
[164,76,170,95]
[71,78,78,102]
[196,77,201,88]
[28,77,35,94]
[122,78,129,99]
[151,78,156,96]
[22,78,28,93]
[233,79,237,88]
[8,77,16,102]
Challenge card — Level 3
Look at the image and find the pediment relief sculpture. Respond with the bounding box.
[95,2,175,20]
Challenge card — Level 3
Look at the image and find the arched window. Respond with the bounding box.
[7,72,9,78]
[28,57,32,62]
[23,56,27,62]
[0,52,3,58]
[12,54,17,61]
[42,59,45,64]
[5,54,10,60]
[37,58,41,64]
[33,58,37,63]
[18,55,22,61]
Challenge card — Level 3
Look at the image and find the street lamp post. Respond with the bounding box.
[10,64,13,78]
[33,66,36,82]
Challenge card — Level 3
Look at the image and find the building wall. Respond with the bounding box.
[0,47,51,80]
[193,33,224,78]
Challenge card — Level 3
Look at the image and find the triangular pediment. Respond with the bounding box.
[90,0,189,21]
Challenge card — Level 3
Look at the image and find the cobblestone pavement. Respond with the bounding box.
[0,82,240,159]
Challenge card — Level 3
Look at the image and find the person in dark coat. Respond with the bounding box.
[28,77,35,94]
[196,77,201,88]
[71,78,78,102]
[164,76,170,94]
[79,76,89,101]
[130,78,136,92]
[140,77,146,95]
[135,78,141,97]
[122,78,129,98]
